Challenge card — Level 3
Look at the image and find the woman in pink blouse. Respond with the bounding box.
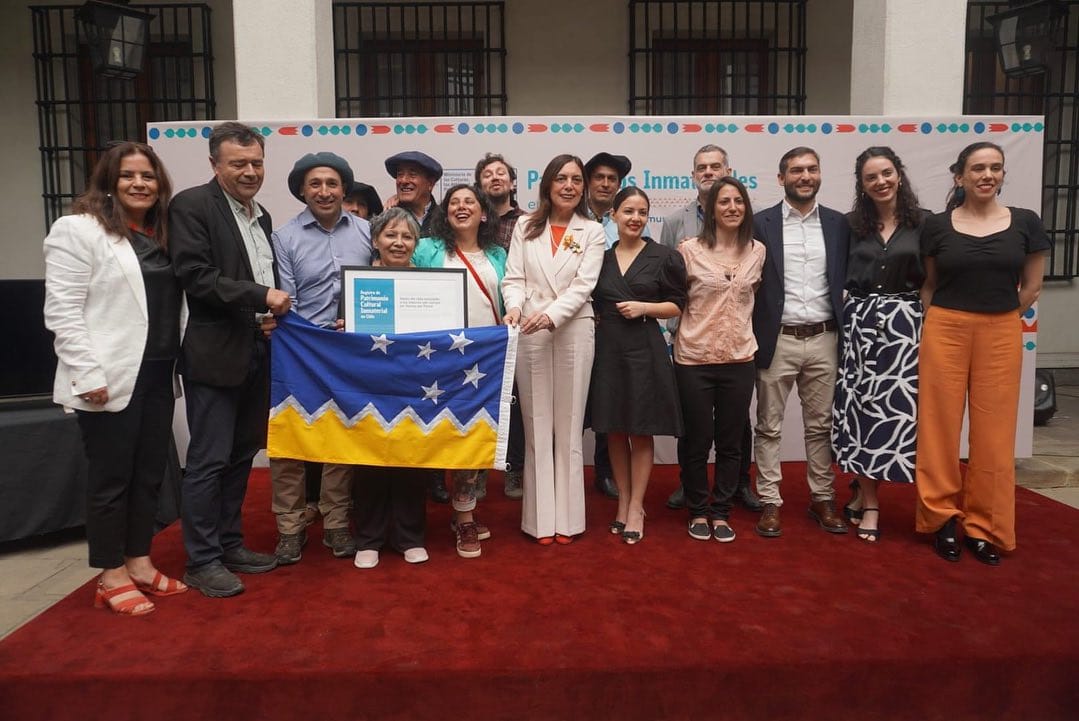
[674,177,766,543]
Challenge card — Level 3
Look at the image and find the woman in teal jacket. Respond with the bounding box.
[412,183,506,559]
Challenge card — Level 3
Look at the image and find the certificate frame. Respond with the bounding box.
[341,266,468,335]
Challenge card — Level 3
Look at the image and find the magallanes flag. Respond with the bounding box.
[268,312,518,469]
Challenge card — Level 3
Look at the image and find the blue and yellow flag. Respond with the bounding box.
[267,312,518,469]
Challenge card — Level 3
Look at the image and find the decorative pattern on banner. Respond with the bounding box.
[268,313,518,470]
[148,119,1046,141]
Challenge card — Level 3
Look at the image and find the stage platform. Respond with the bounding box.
[1,464,1076,721]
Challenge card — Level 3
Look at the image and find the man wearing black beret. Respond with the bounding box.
[384,150,442,236]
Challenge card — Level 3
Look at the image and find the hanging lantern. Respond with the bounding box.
[76,1,154,80]
[986,0,1069,77]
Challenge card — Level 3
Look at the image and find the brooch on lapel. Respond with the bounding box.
[561,233,582,255]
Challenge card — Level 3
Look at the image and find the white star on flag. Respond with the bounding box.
[370,334,394,354]
[416,342,436,360]
[448,331,474,354]
[421,381,446,405]
[462,364,487,389]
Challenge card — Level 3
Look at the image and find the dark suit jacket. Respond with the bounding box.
[752,201,850,369]
[170,178,277,387]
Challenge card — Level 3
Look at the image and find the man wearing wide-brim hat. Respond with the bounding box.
[384,150,442,235]
[269,151,373,565]
[343,182,384,220]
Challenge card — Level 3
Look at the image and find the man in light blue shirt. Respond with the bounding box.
[269,152,372,565]
[584,152,657,250]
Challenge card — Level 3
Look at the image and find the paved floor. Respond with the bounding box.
[3,384,1077,639]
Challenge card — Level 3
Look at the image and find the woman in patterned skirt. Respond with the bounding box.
[833,147,929,542]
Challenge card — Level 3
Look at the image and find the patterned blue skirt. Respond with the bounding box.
[832,292,922,483]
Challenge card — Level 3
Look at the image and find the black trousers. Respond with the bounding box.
[674,360,756,520]
[353,466,427,552]
[506,382,525,472]
[181,340,269,568]
[76,360,175,569]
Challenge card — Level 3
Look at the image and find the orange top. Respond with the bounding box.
[550,225,567,256]
[673,238,767,365]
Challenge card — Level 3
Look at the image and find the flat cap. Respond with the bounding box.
[287,152,355,201]
[384,150,443,181]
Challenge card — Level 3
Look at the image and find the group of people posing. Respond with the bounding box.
[43,121,1048,615]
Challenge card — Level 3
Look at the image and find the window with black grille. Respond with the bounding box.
[30,3,215,230]
[966,0,1079,280]
[333,2,507,117]
[628,0,806,116]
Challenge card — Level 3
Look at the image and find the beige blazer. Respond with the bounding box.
[501,212,606,327]
[44,214,184,412]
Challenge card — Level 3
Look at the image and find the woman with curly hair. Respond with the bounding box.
[833,146,930,543]
[412,184,506,558]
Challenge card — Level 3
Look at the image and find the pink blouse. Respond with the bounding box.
[673,238,766,365]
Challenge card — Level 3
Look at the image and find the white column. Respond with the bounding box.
[232,0,335,119]
[849,0,968,114]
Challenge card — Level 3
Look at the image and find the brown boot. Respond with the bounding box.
[808,500,848,534]
[756,503,782,537]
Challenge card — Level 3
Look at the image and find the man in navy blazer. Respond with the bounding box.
[170,122,292,597]
[751,146,849,538]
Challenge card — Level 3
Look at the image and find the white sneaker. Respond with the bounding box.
[403,547,429,564]
[353,549,379,569]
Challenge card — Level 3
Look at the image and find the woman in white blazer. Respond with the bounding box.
[44,142,187,616]
[502,154,605,544]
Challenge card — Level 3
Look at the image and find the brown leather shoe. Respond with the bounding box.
[808,500,848,534]
[756,503,782,538]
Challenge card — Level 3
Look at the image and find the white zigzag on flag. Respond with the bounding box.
[269,396,497,434]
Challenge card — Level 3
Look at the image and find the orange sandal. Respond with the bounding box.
[133,571,188,597]
[94,582,155,616]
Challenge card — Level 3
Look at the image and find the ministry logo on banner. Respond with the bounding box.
[267,312,518,470]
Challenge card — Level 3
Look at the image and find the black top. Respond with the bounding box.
[592,240,688,318]
[920,207,1050,313]
[845,209,929,295]
[130,231,181,361]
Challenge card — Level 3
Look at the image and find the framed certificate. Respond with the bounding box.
[341,266,468,334]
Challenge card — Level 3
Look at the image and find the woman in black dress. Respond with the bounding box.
[833,147,929,543]
[589,187,687,544]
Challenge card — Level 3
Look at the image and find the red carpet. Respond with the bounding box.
[2,464,1077,721]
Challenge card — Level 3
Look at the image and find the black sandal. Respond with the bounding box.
[856,508,880,543]
[608,521,626,535]
[843,479,864,524]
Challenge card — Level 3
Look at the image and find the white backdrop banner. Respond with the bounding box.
[151,115,1044,461]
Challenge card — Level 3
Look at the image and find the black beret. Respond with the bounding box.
[384,151,443,181]
[287,152,355,201]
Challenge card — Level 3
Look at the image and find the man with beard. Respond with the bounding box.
[269,152,372,564]
[660,145,760,514]
[751,147,850,538]
[384,150,442,235]
[474,153,526,499]
[475,153,525,251]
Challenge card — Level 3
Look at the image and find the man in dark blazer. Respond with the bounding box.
[170,122,292,597]
[751,146,849,539]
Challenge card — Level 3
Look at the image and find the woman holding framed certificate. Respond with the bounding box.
[352,208,431,569]
[413,184,507,559]
[502,155,606,545]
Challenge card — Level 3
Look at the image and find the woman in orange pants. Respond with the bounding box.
[915,142,1048,565]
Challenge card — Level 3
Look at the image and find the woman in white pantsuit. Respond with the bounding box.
[502,155,605,544]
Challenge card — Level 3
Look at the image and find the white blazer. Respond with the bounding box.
[501,213,606,327]
[43,214,183,412]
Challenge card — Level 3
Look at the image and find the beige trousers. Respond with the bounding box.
[753,330,838,506]
[269,458,353,534]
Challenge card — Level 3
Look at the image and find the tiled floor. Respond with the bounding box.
[3,385,1078,639]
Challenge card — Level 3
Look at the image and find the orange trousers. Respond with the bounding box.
[914,306,1022,550]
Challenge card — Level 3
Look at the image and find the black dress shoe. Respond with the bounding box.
[594,476,619,499]
[933,519,961,562]
[965,537,1001,566]
[736,485,762,512]
[666,485,685,509]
